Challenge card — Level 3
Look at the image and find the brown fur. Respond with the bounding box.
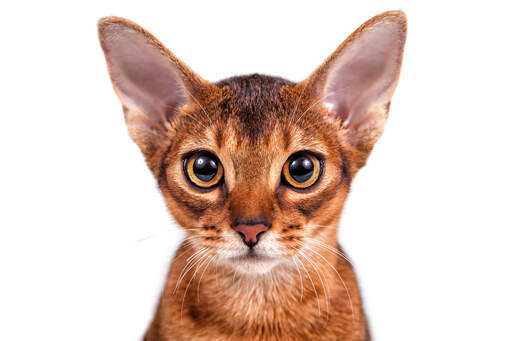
[98,11,407,341]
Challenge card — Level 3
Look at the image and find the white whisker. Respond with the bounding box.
[297,248,330,320]
[290,82,308,124]
[306,238,353,266]
[182,88,213,126]
[180,254,212,320]
[292,256,304,302]
[293,88,347,126]
[173,248,207,295]
[196,255,217,303]
[166,102,209,130]
[292,246,321,316]
[298,241,355,321]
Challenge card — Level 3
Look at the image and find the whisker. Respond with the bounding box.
[215,260,220,289]
[174,251,205,295]
[290,82,309,124]
[166,102,209,130]
[305,238,353,266]
[291,246,321,316]
[196,255,217,303]
[301,120,331,131]
[292,256,304,302]
[293,95,327,126]
[131,229,183,243]
[130,226,203,244]
[181,237,205,250]
[297,248,330,320]
[293,88,349,126]
[171,239,203,262]
[173,248,207,295]
[301,225,338,231]
[180,254,211,320]
[182,88,213,126]
[297,241,355,321]
[175,234,225,259]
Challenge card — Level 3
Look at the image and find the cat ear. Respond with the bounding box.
[304,11,407,149]
[98,17,206,154]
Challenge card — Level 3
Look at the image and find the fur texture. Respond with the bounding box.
[98,11,407,341]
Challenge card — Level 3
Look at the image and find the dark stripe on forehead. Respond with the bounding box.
[217,74,293,103]
[216,74,294,141]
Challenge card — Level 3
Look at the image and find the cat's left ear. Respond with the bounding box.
[98,17,209,155]
[303,11,407,151]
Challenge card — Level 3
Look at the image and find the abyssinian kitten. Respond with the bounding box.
[98,10,406,341]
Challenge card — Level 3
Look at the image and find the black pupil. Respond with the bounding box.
[193,155,218,182]
[289,156,314,183]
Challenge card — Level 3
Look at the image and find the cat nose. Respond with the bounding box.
[232,223,269,248]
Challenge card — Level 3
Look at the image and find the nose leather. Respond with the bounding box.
[233,224,269,247]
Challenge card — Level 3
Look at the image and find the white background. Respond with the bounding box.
[1,1,511,340]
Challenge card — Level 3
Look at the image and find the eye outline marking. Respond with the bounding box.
[281,151,324,191]
[183,150,224,190]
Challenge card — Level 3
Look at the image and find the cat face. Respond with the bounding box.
[98,13,406,273]
[155,76,351,273]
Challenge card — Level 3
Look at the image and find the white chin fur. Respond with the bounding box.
[228,257,281,275]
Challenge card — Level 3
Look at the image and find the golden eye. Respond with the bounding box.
[282,153,321,189]
[185,152,224,188]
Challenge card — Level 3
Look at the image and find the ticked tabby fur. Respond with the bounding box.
[98,11,407,341]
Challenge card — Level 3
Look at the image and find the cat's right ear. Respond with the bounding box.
[98,17,206,154]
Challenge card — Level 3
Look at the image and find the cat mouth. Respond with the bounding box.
[232,250,272,262]
[226,250,280,274]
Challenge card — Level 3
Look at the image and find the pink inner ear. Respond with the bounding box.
[324,18,405,126]
[101,26,187,123]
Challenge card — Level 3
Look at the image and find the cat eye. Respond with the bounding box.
[282,152,321,189]
[184,151,224,189]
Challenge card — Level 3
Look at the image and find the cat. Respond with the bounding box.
[98,10,406,341]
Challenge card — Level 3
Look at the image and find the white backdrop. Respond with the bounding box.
[1,1,511,340]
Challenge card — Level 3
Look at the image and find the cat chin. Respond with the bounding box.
[231,260,280,275]
[223,254,282,275]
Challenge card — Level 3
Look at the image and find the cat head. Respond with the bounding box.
[98,11,406,274]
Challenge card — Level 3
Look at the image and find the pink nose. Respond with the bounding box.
[233,224,269,247]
